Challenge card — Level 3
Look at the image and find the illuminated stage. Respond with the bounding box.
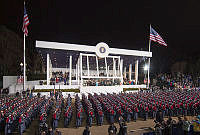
[35,41,152,94]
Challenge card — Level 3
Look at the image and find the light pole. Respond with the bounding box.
[20,62,24,91]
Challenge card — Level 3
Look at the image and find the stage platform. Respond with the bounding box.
[34,84,146,93]
[33,84,146,97]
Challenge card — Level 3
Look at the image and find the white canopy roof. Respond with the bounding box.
[36,40,152,57]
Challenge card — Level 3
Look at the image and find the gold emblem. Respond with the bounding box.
[99,47,106,53]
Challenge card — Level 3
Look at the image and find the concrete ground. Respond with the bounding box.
[58,119,154,135]
[57,116,196,135]
[23,115,196,135]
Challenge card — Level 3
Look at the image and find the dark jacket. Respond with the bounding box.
[108,125,117,135]
[83,127,91,135]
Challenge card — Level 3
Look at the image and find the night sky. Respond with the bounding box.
[1,0,200,72]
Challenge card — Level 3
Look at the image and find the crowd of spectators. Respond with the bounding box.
[152,73,200,90]
[154,115,200,135]
[50,71,83,85]
[50,71,66,85]
[49,71,135,86]
[123,78,135,85]
[84,79,121,86]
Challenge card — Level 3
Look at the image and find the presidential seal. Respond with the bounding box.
[96,42,109,58]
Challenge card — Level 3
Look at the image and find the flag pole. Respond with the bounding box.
[147,24,151,89]
[23,1,26,92]
[23,28,26,92]
[148,24,151,52]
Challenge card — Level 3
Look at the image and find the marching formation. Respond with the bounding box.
[61,88,200,127]
[64,95,72,127]
[0,88,200,134]
[39,97,53,133]
[75,94,83,128]
[82,94,94,127]
[88,94,104,126]
[0,96,51,135]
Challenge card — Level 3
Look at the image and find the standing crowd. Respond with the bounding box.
[1,88,200,134]
[0,95,53,135]
[153,73,200,90]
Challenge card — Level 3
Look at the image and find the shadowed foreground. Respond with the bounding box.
[58,119,154,135]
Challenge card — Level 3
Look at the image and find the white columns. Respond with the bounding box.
[124,67,126,79]
[96,56,99,77]
[87,55,89,76]
[118,56,120,76]
[80,53,83,85]
[47,54,50,85]
[105,57,108,77]
[49,60,52,80]
[69,55,72,85]
[77,58,80,85]
[120,59,123,84]
[120,59,123,76]
[76,64,78,81]
[129,64,132,81]
[113,58,116,77]
[113,58,115,82]
[135,60,139,85]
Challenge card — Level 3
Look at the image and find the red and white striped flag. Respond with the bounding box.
[150,27,167,46]
[17,76,24,84]
[22,4,30,36]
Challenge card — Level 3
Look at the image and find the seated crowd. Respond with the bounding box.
[48,71,136,86]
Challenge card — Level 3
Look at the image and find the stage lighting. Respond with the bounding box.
[144,64,149,71]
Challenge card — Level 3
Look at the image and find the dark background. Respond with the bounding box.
[1,0,200,74]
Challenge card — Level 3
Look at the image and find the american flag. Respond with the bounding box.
[150,27,167,46]
[22,5,30,36]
